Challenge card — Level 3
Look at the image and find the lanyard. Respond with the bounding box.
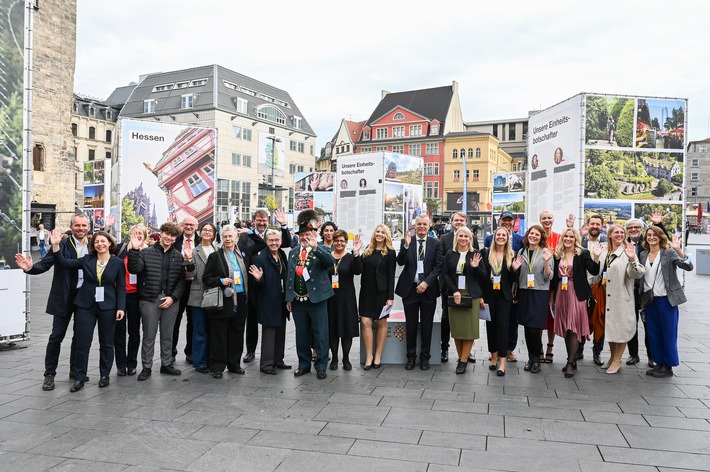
[96,260,107,285]
[561,253,573,276]
[228,251,242,279]
[525,248,540,272]
[333,256,343,275]
[492,253,503,276]
[70,236,87,257]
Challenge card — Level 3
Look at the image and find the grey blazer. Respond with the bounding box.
[187,244,217,307]
[638,248,693,307]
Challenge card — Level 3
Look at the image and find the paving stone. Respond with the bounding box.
[27,428,110,457]
[349,438,460,465]
[372,385,425,398]
[248,430,354,454]
[327,392,382,406]
[528,397,622,413]
[459,449,584,472]
[642,395,707,408]
[618,403,684,417]
[231,414,326,434]
[0,451,65,470]
[489,404,583,421]
[188,425,259,444]
[319,422,422,444]
[620,424,710,453]
[433,399,489,414]
[48,458,130,471]
[485,436,602,461]
[642,414,710,431]
[3,407,73,425]
[0,420,71,452]
[275,449,428,472]
[314,402,390,426]
[418,430,486,450]
[577,460,658,472]
[600,445,710,471]
[678,406,710,419]
[382,407,504,436]
[53,413,149,433]
[131,419,204,438]
[580,410,649,426]
[174,409,241,426]
[185,442,289,472]
[378,395,434,410]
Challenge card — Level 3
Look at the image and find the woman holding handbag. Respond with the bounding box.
[639,227,693,378]
[442,226,486,374]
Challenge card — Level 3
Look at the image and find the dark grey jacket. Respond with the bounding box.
[127,244,187,303]
[638,248,693,307]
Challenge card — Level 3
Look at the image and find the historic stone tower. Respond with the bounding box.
[31,1,77,229]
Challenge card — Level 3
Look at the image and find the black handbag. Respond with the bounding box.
[640,290,654,308]
[448,295,473,307]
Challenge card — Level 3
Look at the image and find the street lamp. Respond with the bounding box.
[266,135,282,223]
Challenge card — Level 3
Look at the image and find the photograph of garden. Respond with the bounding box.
[583,201,632,225]
[585,95,634,148]
[584,149,683,200]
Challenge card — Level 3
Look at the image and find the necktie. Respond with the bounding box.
[418,239,425,260]
[296,247,307,276]
[186,237,191,249]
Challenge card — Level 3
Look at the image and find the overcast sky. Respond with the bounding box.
[75,0,710,147]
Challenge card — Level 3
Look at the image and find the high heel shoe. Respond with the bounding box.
[606,359,622,374]
[542,343,554,363]
[373,361,382,369]
[562,362,575,378]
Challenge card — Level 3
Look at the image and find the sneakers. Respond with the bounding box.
[137,368,152,381]
[42,374,55,391]
[160,365,182,376]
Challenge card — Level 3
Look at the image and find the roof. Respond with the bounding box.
[105,85,137,107]
[365,85,454,127]
[444,131,489,138]
[345,120,366,143]
[118,64,316,137]
[73,93,120,122]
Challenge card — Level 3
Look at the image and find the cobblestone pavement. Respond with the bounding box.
[1,237,709,471]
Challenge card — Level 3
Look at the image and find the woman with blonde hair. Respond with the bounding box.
[358,224,396,369]
[442,226,485,374]
[551,229,601,378]
[593,224,644,374]
[481,227,516,376]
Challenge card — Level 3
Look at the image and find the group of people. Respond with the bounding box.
[17,205,693,393]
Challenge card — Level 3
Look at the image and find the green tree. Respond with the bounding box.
[120,198,145,242]
[651,118,660,129]
[585,96,608,141]
[615,100,635,148]
[585,165,619,198]
[652,179,674,197]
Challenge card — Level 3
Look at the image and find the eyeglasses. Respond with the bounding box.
[626,226,642,230]
[334,240,347,244]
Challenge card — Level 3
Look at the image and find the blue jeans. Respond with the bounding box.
[191,306,209,369]
[39,240,47,257]
[644,296,679,367]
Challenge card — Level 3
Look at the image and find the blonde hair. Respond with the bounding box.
[488,227,514,268]
[607,224,627,252]
[554,228,582,258]
[363,224,394,257]
[453,226,474,253]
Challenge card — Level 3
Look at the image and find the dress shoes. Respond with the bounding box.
[405,359,415,370]
[195,367,210,374]
[260,367,277,375]
[42,375,55,391]
[650,365,673,378]
[317,371,327,380]
[211,371,223,379]
[160,365,182,376]
[330,360,338,370]
[606,360,622,374]
[70,380,84,392]
[646,364,661,375]
[186,355,193,364]
[275,363,292,369]
[441,351,449,362]
[293,368,311,377]
[455,360,468,374]
[468,353,476,364]
[137,368,151,381]
[243,352,256,363]
[69,372,89,382]
[127,367,137,376]
[647,359,656,369]
[98,376,110,388]
[626,355,640,366]
[530,357,541,373]
[593,353,603,366]
[420,360,430,370]
[228,367,245,375]
[116,368,127,377]
[373,362,382,369]
[524,360,532,371]
[342,360,352,371]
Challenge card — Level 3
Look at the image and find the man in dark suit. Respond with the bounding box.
[15,214,91,391]
[239,208,291,364]
[285,210,334,379]
[171,215,200,365]
[439,212,477,363]
[396,214,442,370]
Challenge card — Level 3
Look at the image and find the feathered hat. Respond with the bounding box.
[294,209,319,234]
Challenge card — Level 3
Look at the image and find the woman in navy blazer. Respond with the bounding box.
[50,229,125,392]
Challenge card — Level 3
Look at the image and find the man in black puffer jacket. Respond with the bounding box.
[128,222,190,380]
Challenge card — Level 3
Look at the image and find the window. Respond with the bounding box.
[460,149,466,160]
[691,187,698,197]
[89,106,95,117]
[71,123,77,136]
[310,145,314,156]
[465,170,470,180]
[233,126,242,139]
[176,81,189,89]
[106,109,112,120]
[392,126,405,138]
[297,165,304,172]
[181,94,193,109]
[236,97,248,114]
[408,143,421,156]
[468,148,474,158]
[187,173,209,197]
[363,129,371,140]
[509,124,516,141]
[376,146,387,152]
[89,127,95,139]
[692,159,699,167]
[298,142,304,153]
[361,147,372,153]
[292,116,302,129]
[475,148,481,158]
[216,179,229,207]
[425,163,439,176]
[393,112,405,120]
[522,122,528,139]
[242,129,252,141]
[452,149,458,159]
[32,144,44,171]
[143,99,155,114]
[154,83,174,92]
[430,123,439,135]
[106,151,111,160]
[700,145,708,153]
[232,153,241,166]
[191,79,207,87]
[425,181,439,198]
[203,162,215,179]
[257,105,285,125]
[290,140,297,151]
[691,172,699,181]
[409,124,422,136]
[492,124,498,138]
[88,149,95,161]
[453,170,460,181]
[376,128,388,139]
[426,142,439,155]
[472,169,480,180]
[73,102,78,113]
[242,155,252,167]
[289,163,296,174]
[242,182,251,208]
[105,130,112,142]
[392,145,404,153]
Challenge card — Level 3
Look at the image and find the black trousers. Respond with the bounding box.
[44,290,79,377]
[486,297,511,358]
[628,309,652,359]
[260,320,286,369]
[114,291,141,370]
[440,294,451,352]
[172,280,193,358]
[74,305,116,381]
[524,327,542,360]
[507,303,519,351]
[245,298,259,354]
[209,304,246,373]
[402,286,437,361]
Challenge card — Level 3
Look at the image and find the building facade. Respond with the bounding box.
[113,64,317,223]
[465,117,528,172]
[687,138,710,208]
[318,119,365,172]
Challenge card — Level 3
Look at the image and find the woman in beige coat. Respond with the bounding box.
[592,224,645,374]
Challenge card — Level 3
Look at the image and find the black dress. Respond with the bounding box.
[327,253,362,339]
[358,249,396,319]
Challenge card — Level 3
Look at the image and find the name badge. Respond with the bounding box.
[303,267,310,281]
[457,275,466,290]
[129,273,137,284]
[234,274,241,285]
[561,276,569,291]
[602,271,608,285]
[492,275,501,290]
[332,274,339,289]
[417,260,424,274]
[280,279,284,293]
[527,274,535,288]
[95,286,105,302]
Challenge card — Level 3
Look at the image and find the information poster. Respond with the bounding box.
[294,172,335,223]
[492,171,526,237]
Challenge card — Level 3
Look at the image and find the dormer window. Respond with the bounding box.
[292,116,302,130]
[181,94,194,109]
[430,123,439,135]
[106,109,112,120]
[89,106,95,117]
[393,112,405,120]
[363,129,371,140]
